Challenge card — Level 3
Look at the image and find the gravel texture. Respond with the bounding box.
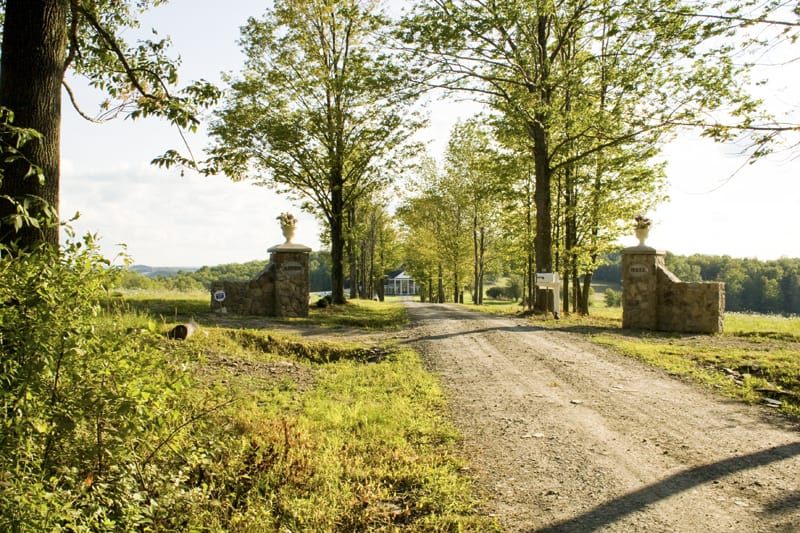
[402,301,800,532]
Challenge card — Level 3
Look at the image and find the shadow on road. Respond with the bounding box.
[531,441,800,532]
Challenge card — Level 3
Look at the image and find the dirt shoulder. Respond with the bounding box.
[402,302,800,532]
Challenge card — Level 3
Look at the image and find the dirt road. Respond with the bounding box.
[402,301,800,532]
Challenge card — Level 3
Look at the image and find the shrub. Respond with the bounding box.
[0,235,199,530]
[604,288,622,307]
[316,294,333,308]
[486,285,516,301]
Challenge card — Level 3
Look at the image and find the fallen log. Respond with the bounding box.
[168,322,198,340]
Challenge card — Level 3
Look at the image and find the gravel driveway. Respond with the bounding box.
[403,301,800,532]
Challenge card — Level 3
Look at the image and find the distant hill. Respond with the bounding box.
[129,265,199,278]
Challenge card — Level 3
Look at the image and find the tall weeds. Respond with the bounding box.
[0,236,200,530]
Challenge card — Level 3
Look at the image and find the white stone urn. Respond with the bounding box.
[281,224,295,244]
[277,212,298,244]
[635,226,650,246]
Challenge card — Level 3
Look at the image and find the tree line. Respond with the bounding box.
[595,251,800,315]
[114,252,334,294]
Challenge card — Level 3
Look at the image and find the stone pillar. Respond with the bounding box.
[621,246,665,330]
[267,242,312,318]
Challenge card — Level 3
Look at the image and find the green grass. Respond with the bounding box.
[105,288,210,318]
[107,290,410,332]
[303,298,410,329]
[96,293,495,530]
[725,312,800,342]
[164,326,498,531]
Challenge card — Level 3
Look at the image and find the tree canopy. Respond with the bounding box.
[159,0,425,304]
[399,0,771,311]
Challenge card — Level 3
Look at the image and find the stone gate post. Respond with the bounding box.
[267,242,312,318]
[621,246,665,330]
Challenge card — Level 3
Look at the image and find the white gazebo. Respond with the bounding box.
[385,270,418,296]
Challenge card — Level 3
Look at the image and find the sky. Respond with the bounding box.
[59,0,800,267]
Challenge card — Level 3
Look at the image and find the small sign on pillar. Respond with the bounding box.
[535,272,561,319]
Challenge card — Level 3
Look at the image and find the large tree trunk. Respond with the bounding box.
[437,263,445,303]
[530,14,554,313]
[524,172,535,311]
[0,0,69,250]
[578,271,593,315]
[329,169,346,305]
[531,116,553,312]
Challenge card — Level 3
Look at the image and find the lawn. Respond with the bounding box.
[95,293,497,531]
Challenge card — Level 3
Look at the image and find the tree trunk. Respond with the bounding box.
[526,246,535,311]
[531,115,553,313]
[367,242,374,300]
[0,0,69,250]
[572,265,579,315]
[330,169,346,304]
[472,213,479,304]
[531,14,554,313]
[347,207,358,299]
[524,172,535,311]
[578,271,592,315]
[437,263,445,303]
[453,268,459,304]
[476,225,486,305]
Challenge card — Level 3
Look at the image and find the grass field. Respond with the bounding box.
[101,293,498,530]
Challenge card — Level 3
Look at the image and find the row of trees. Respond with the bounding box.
[396,112,662,312]
[595,252,800,315]
[3,1,798,314]
[396,0,794,313]
[114,253,334,293]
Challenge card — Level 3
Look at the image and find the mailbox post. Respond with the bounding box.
[535,272,561,319]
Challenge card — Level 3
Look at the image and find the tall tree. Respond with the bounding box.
[397,154,470,304]
[0,0,218,251]
[346,193,400,301]
[402,0,764,311]
[191,0,423,305]
[444,119,505,305]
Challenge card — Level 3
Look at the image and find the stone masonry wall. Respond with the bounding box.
[621,250,664,330]
[656,266,725,334]
[622,247,724,334]
[210,265,276,316]
[271,249,310,318]
[210,243,310,318]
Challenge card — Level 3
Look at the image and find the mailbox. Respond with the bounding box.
[536,272,560,286]
[535,272,561,319]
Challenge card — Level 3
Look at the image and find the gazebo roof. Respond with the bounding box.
[388,269,412,280]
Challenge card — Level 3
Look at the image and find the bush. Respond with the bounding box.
[486,285,516,301]
[0,236,200,530]
[604,288,622,307]
[316,294,333,307]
